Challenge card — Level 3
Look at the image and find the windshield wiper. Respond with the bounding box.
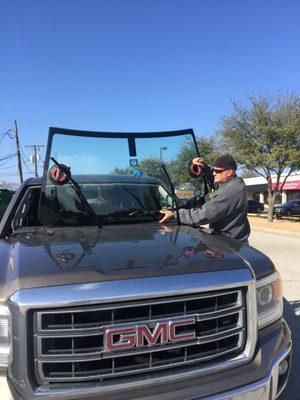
[160,163,181,224]
[120,186,160,219]
[128,209,157,217]
[120,185,147,211]
[100,209,157,222]
[51,157,103,229]
[71,180,103,228]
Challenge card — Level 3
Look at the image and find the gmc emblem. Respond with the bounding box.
[104,317,196,351]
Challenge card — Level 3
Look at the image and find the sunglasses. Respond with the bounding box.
[213,168,226,173]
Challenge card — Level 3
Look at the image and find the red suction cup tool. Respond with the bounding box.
[187,161,202,178]
[49,164,70,185]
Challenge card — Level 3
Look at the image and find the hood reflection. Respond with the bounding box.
[17,224,248,275]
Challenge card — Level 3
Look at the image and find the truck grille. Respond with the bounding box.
[32,288,247,385]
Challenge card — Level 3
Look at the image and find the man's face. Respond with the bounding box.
[213,168,235,184]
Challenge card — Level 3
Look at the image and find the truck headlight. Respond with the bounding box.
[0,305,11,368]
[256,272,283,329]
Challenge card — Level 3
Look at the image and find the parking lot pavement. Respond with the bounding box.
[249,229,300,301]
[250,229,300,400]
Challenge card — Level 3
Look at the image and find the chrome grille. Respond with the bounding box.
[32,289,247,385]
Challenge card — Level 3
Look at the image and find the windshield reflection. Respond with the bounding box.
[39,180,166,226]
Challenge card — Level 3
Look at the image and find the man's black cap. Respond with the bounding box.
[212,155,237,170]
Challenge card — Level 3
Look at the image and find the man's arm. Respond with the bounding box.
[159,157,216,224]
[159,189,231,225]
[178,188,233,226]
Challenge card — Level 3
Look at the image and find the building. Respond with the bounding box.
[244,171,300,205]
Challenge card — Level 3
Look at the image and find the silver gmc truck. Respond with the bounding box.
[0,128,291,399]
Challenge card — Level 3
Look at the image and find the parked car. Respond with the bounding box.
[275,199,300,218]
[247,199,264,213]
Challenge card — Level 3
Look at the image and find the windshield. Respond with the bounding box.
[38,129,199,226]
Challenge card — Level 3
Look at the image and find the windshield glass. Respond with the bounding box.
[38,129,199,226]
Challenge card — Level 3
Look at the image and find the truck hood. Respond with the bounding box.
[0,224,274,299]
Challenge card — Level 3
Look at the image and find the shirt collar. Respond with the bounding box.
[219,174,237,186]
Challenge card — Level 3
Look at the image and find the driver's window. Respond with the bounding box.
[158,186,174,209]
[12,187,41,230]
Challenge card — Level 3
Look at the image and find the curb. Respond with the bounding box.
[250,226,300,237]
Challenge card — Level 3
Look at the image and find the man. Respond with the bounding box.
[159,155,250,242]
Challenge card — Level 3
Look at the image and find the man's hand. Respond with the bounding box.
[159,210,175,223]
[192,157,206,167]
[159,226,174,235]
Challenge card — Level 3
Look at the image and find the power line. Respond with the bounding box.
[20,152,33,173]
[0,122,25,182]
[0,171,34,176]
[0,159,16,167]
[0,129,14,137]
[25,144,45,177]
[0,142,16,150]
[0,153,16,163]
[13,121,24,183]
[18,128,35,146]
[0,164,17,170]
[0,134,6,145]
[0,156,16,168]
[20,145,30,163]
[1,122,45,181]
[7,130,15,140]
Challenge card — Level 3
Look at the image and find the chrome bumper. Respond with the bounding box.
[201,345,291,400]
[0,344,291,400]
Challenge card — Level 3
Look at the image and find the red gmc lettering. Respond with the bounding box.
[136,323,168,346]
[169,318,196,342]
[104,318,196,351]
[105,327,135,351]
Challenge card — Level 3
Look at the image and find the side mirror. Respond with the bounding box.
[49,164,71,186]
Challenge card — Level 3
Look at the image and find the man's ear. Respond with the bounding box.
[227,169,236,177]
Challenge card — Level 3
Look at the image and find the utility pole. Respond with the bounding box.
[13,120,23,184]
[25,145,45,177]
[160,146,167,159]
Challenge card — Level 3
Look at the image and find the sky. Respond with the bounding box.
[50,131,194,174]
[1,0,300,183]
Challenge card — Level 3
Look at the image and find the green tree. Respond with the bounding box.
[217,93,300,221]
[111,166,132,175]
[240,170,260,179]
[138,157,167,182]
[168,136,221,185]
[111,136,220,193]
[197,137,221,165]
[111,158,168,184]
[168,138,197,185]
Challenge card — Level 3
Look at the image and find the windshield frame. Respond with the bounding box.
[42,127,199,181]
[39,127,200,227]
